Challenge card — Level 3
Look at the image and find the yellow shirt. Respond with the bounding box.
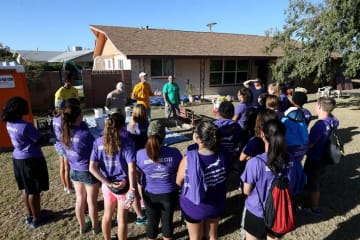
[54,86,79,106]
[131,82,154,108]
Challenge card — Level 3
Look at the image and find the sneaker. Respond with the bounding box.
[300,207,321,215]
[80,217,92,234]
[63,187,68,193]
[24,215,33,225]
[135,215,147,225]
[92,224,101,235]
[67,188,75,194]
[111,234,118,240]
[30,219,41,229]
[311,208,321,215]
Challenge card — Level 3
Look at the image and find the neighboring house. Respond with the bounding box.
[15,49,94,69]
[15,49,94,97]
[90,25,284,96]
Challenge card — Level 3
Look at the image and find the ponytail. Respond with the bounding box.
[61,105,82,148]
[145,136,161,163]
[194,120,220,152]
[103,113,125,157]
[263,119,289,173]
[61,112,73,148]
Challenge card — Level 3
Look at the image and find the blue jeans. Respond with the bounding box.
[146,107,151,120]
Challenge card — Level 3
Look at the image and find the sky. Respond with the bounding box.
[2,0,293,51]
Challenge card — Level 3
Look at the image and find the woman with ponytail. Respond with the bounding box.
[61,104,100,234]
[241,119,304,239]
[89,112,137,240]
[136,120,182,240]
[176,120,230,240]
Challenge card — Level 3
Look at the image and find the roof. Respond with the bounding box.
[90,25,284,58]
[48,50,93,62]
[16,50,63,62]
[15,50,93,63]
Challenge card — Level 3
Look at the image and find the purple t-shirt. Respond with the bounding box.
[136,146,182,194]
[242,136,265,157]
[52,116,64,152]
[128,122,149,151]
[213,118,242,156]
[6,120,43,159]
[180,149,229,220]
[279,93,291,112]
[53,116,89,152]
[307,116,339,162]
[241,152,302,218]
[64,126,95,171]
[234,103,248,128]
[90,135,135,181]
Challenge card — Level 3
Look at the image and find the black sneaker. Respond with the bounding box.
[31,219,41,229]
[135,215,147,225]
[111,234,118,240]
[24,215,33,225]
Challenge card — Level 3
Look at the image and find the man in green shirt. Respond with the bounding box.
[162,75,180,119]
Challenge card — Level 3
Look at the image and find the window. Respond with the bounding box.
[151,59,174,76]
[209,59,249,86]
[104,59,113,70]
[117,59,124,70]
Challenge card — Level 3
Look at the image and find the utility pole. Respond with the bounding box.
[206,22,217,32]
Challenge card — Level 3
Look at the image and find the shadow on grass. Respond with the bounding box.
[295,151,360,232]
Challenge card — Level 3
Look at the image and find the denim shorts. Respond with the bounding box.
[70,169,98,185]
[55,147,67,158]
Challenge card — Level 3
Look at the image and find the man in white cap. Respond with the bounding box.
[105,81,126,116]
[131,72,156,119]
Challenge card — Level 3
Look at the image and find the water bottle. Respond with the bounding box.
[124,189,135,209]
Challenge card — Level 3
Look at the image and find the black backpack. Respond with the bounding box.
[323,121,344,164]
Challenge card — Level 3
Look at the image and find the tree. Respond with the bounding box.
[267,0,360,84]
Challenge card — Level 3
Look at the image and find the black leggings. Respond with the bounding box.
[143,189,178,239]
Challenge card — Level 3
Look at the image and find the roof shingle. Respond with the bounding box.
[90,25,284,58]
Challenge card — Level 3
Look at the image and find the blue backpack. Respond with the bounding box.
[281,109,308,147]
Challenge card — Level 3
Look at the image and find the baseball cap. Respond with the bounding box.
[147,120,166,139]
[139,72,147,78]
[116,82,124,91]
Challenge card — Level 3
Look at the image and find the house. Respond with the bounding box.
[15,49,94,69]
[90,25,284,97]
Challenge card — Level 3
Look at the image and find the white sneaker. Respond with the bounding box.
[67,188,75,194]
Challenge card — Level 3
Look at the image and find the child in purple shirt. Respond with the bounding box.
[1,97,49,229]
[241,119,302,239]
[89,112,137,240]
[304,97,339,213]
[291,90,313,126]
[127,104,149,151]
[214,101,242,160]
[61,104,100,234]
[177,120,230,240]
[233,86,252,128]
[136,120,182,240]
[53,97,87,194]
